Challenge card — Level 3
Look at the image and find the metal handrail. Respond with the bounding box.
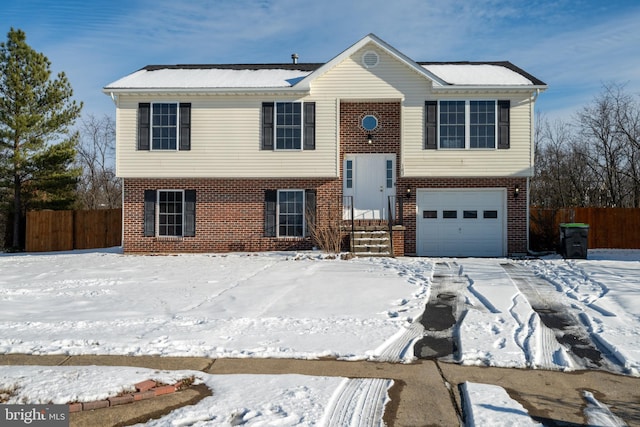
[387,196,394,256]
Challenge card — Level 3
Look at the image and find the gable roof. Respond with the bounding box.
[103,34,546,94]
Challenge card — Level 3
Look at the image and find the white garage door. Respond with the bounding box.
[416,189,506,257]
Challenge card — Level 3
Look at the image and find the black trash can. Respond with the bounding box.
[559,223,589,259]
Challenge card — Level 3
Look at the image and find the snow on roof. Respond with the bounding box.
[421,63,535,86]
[104,62,542,91]
[104,67,313,90]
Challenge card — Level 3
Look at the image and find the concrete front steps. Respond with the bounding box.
[351,226,392,257]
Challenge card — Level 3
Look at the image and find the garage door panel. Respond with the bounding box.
[417,190,506,257]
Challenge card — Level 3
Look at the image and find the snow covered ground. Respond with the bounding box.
[1,248,638,425]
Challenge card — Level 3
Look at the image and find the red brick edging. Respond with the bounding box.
[68,379,188,413]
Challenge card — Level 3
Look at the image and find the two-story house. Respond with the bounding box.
[104,34,546,257]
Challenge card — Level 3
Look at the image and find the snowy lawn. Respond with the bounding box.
[1,248,638,425]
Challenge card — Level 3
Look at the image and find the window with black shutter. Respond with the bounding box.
[143,189,196,237]
[179,103,191,151]
[184,190,196,237]
[262,103,274,150]
[137,103,191,151]
[138,103,151,150]
[498,100,510,149]
[305,189,316,237]
[264,190,277,237]
[303,103,316,150]
[143,190,155,236]
[262,102,315,150]
[424,100,437,150]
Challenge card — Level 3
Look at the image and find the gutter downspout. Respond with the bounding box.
[527,88,541,255]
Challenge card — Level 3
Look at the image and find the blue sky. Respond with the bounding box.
[3,0,640,123]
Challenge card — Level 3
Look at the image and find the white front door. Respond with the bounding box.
[344,154,396,220]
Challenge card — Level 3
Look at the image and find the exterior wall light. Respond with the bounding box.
[367,134,373,144]
[406,187,412,199]
[514,185,520,198]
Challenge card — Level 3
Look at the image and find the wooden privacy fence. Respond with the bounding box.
[530,207,640,250]
[26,209,122,252]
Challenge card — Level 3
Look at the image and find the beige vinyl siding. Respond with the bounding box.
[115,95,338,178]
[312,44,429,100]
[114,40,537,179]
[402,93,535,178]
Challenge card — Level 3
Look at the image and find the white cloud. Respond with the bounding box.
[6,0,639,122]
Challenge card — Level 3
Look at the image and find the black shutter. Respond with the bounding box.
[424,101,437,150]
[262,103,274,150]
[303,102,316,150]
[184,190,196,237]
[138,103,151,150]
[179,103,191,151]
[498,100,510,149]
[264,190,277,237]
[144,190,156,237]
[305,189,316,237]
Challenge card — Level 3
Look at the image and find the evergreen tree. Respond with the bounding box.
[0,28,82,249]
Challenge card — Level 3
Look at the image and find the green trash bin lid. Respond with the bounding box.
[559,223,589,228]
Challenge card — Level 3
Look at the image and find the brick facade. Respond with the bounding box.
[123,178,340,253]
[123,100,529,256]
[399,177,528,256]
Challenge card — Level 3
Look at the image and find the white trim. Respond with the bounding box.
[149,102,180,151]
[437,100,498,150]
[295,34,450,91]
[276,189,306,238]
[432,85,547,92]
[273,101,304,151]
[156,189,185,237]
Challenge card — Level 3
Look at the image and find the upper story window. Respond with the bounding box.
[439,101,466,149]
[137,103,191,151]
[262,102,316,151]
[152,103,178,150]
[470,101,496,149]
[438,100,496,149]
[276,102,302,150]
[425,100,510,150]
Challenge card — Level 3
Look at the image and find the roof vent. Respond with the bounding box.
[362,51,379,68]
[291,53,299,64]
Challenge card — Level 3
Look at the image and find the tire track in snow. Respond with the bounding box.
[370,258,432,362]
[321,378,392,427]
[373,321,424,362]
[501,263,621,372]
[508,293,536,367]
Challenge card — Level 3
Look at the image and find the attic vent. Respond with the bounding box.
[362,51,379,68]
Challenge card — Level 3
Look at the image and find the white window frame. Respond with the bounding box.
[438,100,498,150]
[274,101,304,151]
[150,102,180,151]
[276,189,305,238]
[157,189,184,237]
